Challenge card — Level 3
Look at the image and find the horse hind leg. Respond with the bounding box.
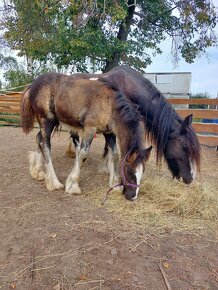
[28,132,45,181]
[98,133,110,174]
[65,131,76,158]
[38,119,64,191]
[65,128,96,195]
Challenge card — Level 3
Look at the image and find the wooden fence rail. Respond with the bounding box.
[1,93,218,147]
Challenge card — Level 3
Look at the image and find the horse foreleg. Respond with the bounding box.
[65,128,95,195]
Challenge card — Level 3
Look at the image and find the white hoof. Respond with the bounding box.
[28,151,45,180]
[45,178,64,191]
[65,182,81,195]
[30,168,45,181]
[98,161,109,174]
[109,176,121,190]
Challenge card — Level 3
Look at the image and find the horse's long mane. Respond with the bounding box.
[128,81,178,163]
[114,92,143,155]
[100,66,200,167]
[126,77,200,169]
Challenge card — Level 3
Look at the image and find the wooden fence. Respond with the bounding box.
[0,92,218,147]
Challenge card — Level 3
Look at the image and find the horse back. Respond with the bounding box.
[29,74,115,130]
[55,79,115,129]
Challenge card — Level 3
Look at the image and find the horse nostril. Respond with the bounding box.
[183,177,193,184]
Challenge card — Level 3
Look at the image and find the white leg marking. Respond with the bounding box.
[190,159,197,180]
[132,163,143,200]
[45,158,64,191]
[28,151,45,181]
[98,156,109,174]
[107,149,120,189]
[65,146,87,195]
[42,147,63,190]
[65,159,81,194]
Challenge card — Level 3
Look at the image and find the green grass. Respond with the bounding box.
[0,113,20,125]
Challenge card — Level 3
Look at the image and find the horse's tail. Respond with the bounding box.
[20,86,35,134]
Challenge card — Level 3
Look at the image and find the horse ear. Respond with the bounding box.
[143,146,152,160]
[181,114,193,134]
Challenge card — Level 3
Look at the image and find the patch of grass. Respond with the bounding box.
[0,113,20,124]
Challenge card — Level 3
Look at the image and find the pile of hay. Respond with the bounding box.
[79,138,217,234]
[87,152,218,234]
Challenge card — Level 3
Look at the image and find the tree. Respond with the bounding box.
[189,92,211,109]
[0,0,217,73]
[0,52,56,89]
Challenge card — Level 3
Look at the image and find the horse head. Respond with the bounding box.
[164,114,200,184]
[122,146,152,200]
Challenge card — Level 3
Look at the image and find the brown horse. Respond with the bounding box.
[65,65,201,184]
[20,73,152,200]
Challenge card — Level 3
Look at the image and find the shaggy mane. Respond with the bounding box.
[114,92,143,155]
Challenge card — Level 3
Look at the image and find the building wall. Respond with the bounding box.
[144,72,191,99]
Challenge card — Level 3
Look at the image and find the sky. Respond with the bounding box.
[146,1,218,98]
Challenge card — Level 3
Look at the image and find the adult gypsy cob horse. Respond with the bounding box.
[20,75,152,200]
[66,65,201,185]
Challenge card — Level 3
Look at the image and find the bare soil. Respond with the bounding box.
[0,127,218,290]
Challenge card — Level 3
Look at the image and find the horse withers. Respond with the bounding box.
[20,73,152,200]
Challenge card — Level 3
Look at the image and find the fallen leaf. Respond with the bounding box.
[163,262,170,268]
[78,275,88,281]
[50,233,57,238]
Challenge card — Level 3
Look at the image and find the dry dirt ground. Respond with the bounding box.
[0,127,218,290]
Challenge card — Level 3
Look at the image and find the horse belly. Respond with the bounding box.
[55,100,85,129]
[59,121,82,133]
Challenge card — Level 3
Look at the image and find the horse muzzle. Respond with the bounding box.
[123,187,137,201]
[175,175,193,184]
[182,176,193,184]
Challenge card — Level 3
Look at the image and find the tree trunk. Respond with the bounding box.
[26,56,34,76]
[103,0,136,72]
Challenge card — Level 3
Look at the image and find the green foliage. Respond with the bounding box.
[3,67,33,90]
[0,0,217,72]
[1,60,56,90]
[0,54,18,70]
[189,92,211,109]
